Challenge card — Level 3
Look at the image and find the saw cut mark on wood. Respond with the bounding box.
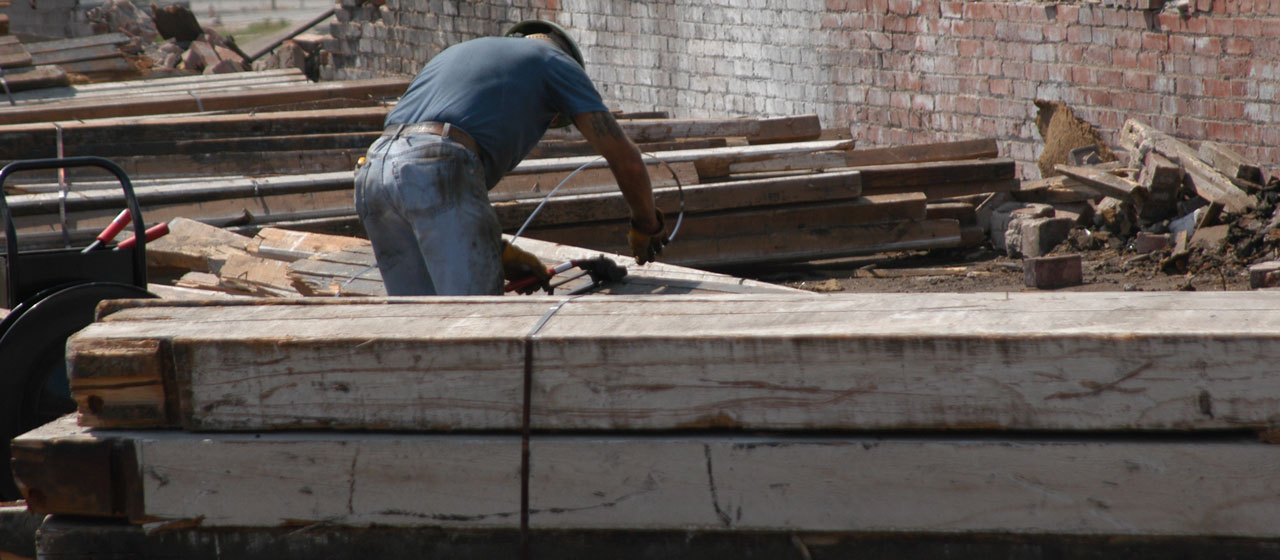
[14,416,1280,535]
[63,292,1280,433]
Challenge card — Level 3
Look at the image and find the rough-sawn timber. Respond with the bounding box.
[66,292,1280,432]
[12,415,1280,535]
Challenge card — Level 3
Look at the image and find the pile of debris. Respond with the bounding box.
[0,0,325,85]
[987,101,1279,289]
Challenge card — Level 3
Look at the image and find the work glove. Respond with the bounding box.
[501,241,553,294]
[627,209,667,265]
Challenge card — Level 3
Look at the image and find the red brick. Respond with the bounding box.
[1096,68,1124,87]
[1206,17,1235,34]
[1194,36,1223,54]
[1133,233,1172,254]
[1205,78,1233,97]
[1184,15,1208,33]
[1123,72,1151,90]
[1142,32,1169,50]
[1115,31,1142,49]
[989,78,1012,95]
[1156,12,1183,30]
[1226,37,1253,55]
[1023,254,1083,289]
[1113,50,1138,68]
[1234,18,1260,36]
[1136,51,1163,71]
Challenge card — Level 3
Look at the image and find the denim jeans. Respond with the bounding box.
[354,133,503,296]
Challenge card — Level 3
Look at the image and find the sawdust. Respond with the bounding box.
[1033,99,1116,179]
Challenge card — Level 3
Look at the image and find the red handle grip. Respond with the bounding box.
[503,266,557,293]
[115,221,170,250]
[97,209,133,242]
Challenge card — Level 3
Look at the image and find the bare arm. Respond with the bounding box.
[571,111,661,233]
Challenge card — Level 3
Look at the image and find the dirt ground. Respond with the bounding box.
[735,243,1259,294]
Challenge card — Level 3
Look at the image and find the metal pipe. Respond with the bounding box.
[247,8,336,64]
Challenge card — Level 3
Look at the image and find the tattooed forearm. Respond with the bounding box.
[584,112,626,141]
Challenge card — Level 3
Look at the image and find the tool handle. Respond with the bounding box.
[80,209,132,253]
[503,266,557,293]
[503,261,575,293]
[114,221,169,250]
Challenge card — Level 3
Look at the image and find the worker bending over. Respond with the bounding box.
[355,20,666,295]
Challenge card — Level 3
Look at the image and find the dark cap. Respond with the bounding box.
[505,19,585,68]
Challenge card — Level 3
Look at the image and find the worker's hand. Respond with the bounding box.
[627,209,667,265]
[501,241,552,294]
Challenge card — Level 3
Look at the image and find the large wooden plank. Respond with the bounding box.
[284,234,807,298]
[0,107,390,160]
[0,77,409,125]
[64,292,1280,433]
[14,416,1280,536]
[20,33,131,55]
[29,43,123,66]
[540,114,821,144]
[524,194,954,267]
[494,169,862,228]
[511,140,854,176]
[33,518,1279,560]
[491,160,699,198]
[45,56,134,76]
[700,138,998,179]
[0,35,32,68]
[0,64,69,92]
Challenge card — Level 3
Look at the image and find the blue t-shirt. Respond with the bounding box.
[385,37,609,189]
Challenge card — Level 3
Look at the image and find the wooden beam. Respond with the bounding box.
[491,160,699,198]
[520,193,942,267]
[14,415,1280,535]
[284,234,805,298]
[1117,119,1254,212]
[699,138,999,179]
[62,291,1280,433]
[29,518,1280,559]
[29,44,124,66]
[20,33,131,55]
[857,158,1015,191]
[512,140,853,177]
[0,107,390,161]
[1198,141,1264,185]
[0,35,32,69]
[494,170,862,229]
[1054,164,1148,203]
[541,114,822,145]
[0,65,69,93]
[0,78,409,125]
[527,137,728,159]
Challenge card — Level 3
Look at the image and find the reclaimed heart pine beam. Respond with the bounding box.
[65,292,1280,433]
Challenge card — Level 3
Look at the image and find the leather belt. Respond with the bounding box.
[385,121,480,155]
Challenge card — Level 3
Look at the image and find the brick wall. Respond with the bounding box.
[323,0,1280,180]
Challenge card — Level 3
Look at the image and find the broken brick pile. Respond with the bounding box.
[983,114,1279,290]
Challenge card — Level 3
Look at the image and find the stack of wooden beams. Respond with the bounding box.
[501,136,1013,268]
[142,217,805,298]
[11,291,1280,556]
[0,32,139,92]
[0,69,1015,270]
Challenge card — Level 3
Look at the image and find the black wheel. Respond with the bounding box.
[0,282,156,501]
